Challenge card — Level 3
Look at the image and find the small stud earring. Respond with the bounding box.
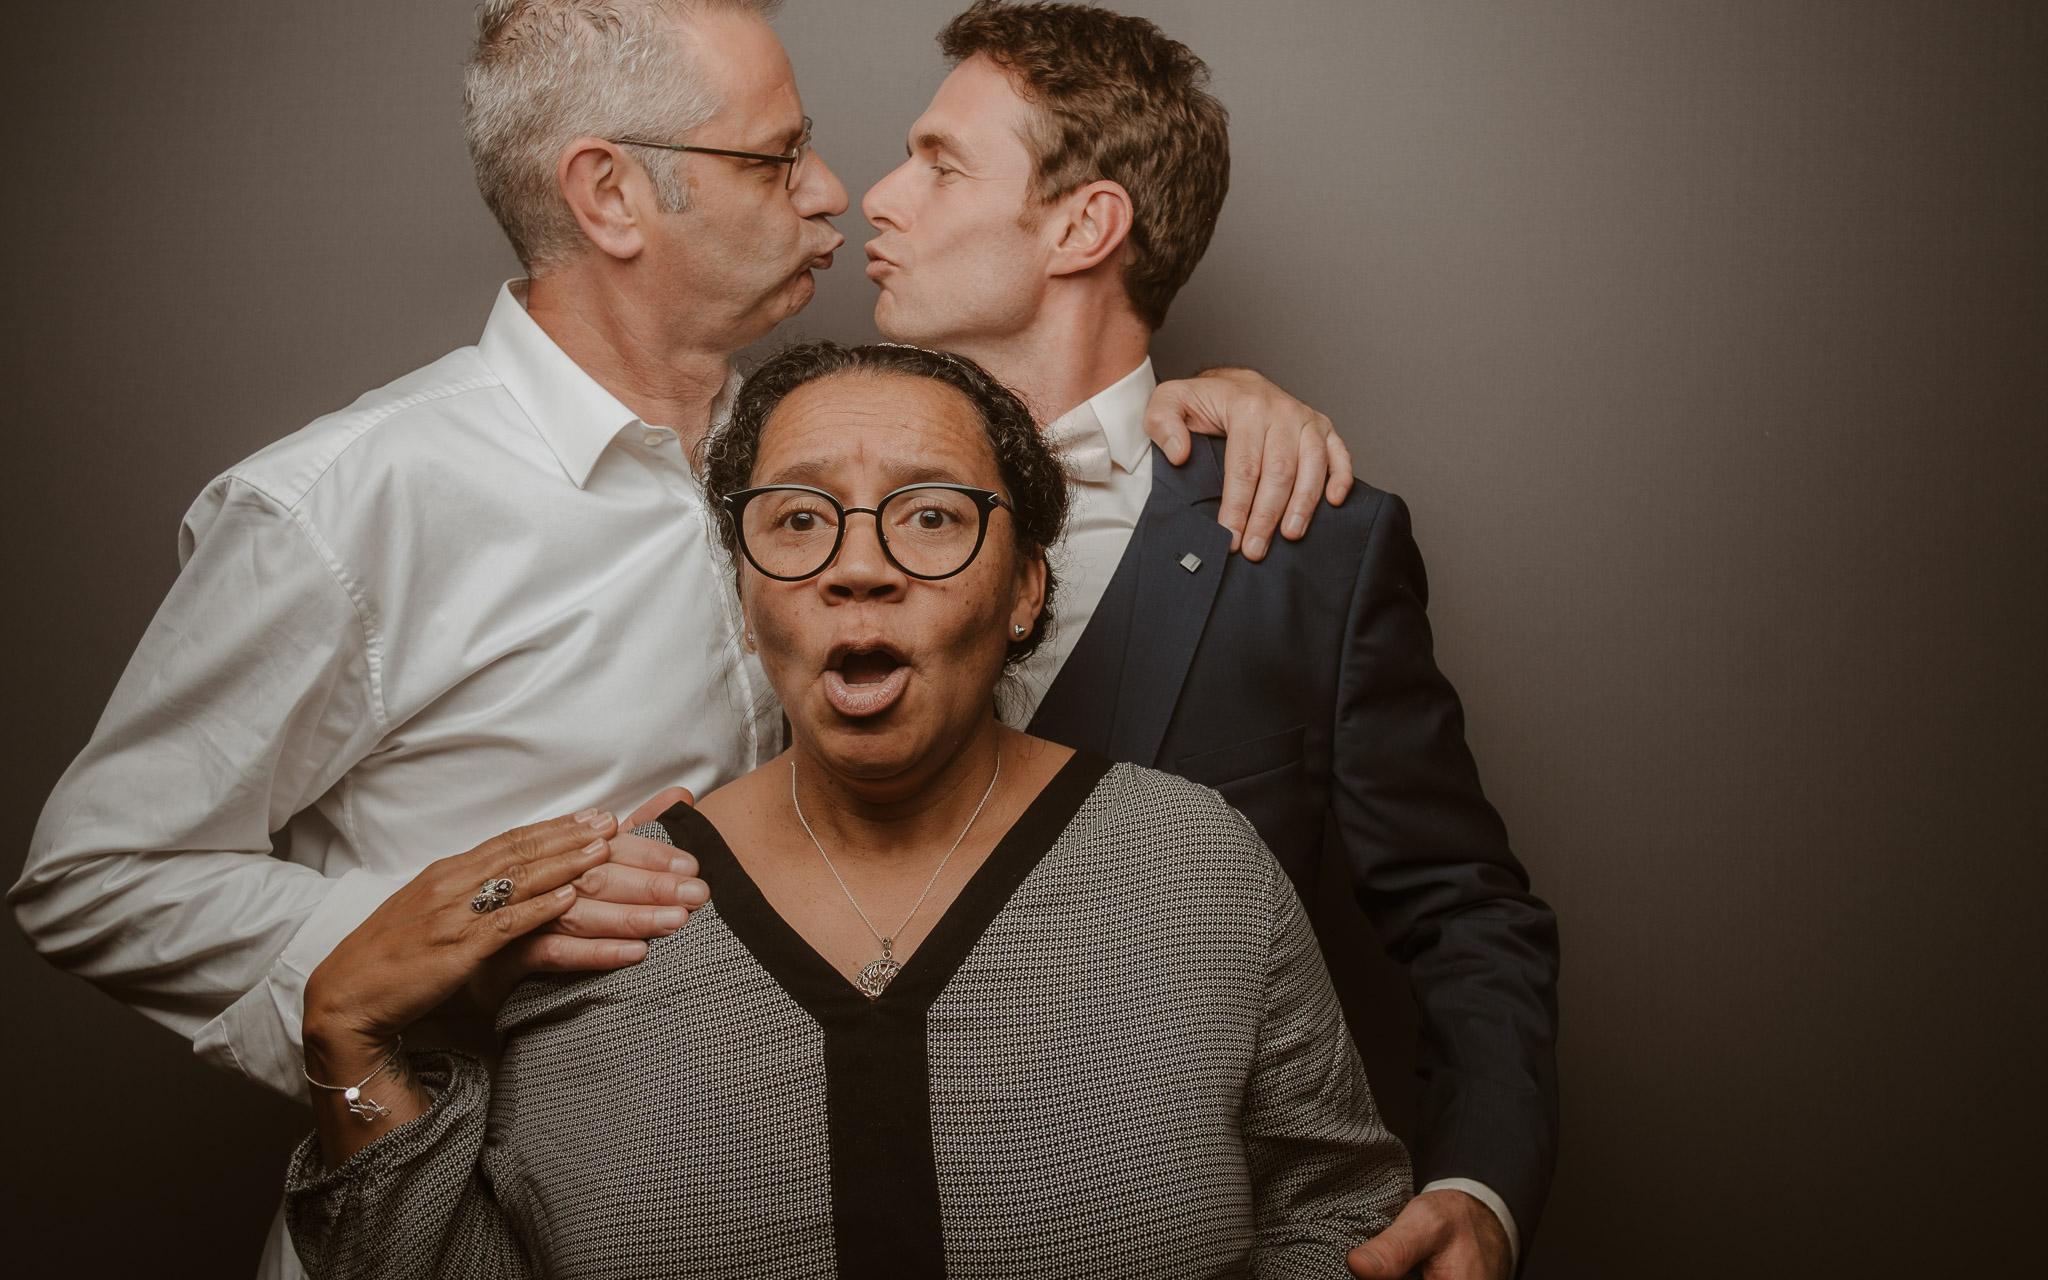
[1012,623,1028,638]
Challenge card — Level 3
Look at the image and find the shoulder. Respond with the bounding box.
[1066,760,1283,892]
[212,346,517,514]
[1087,757,1241,814]
[1171,435,1404,546]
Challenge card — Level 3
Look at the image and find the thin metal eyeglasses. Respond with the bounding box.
[722,483,1012,582]
[610,116,813,190]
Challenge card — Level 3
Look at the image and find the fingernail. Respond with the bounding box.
[653,908,687,931]
[582,838,606,855]
[1245,535,1267,558]
[577,810,612,830]
[1283,515,1306,539]
[669,857,695,876]
[675,881,698,904]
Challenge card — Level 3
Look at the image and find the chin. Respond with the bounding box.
[807,722,926,785]
[871,294,907,341]
[736,277,820,349]
[782,271,817,318]
[872,302,946,350]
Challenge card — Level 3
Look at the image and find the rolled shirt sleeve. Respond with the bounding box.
[11,476,395,1097]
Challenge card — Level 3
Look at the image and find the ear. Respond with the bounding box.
[1044,179,1134,280]
[558,137,657,262]
[1008,544,1049,641]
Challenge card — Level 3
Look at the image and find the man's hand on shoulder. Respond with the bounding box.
[555,784,708,943]
[1348,1187,1513,1280]
[466,786,708,1009]
[1143,366,1355,561]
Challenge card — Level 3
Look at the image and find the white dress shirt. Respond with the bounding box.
[1010,359,1157,723]
[11,282,778,1101]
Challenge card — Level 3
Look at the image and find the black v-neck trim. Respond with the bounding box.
[656,749,1112,1280]
[658,748,1112,1020]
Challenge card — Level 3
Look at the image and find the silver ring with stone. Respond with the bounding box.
[470,877,515,913]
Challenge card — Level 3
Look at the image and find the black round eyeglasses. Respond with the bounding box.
[722,483,1011,582]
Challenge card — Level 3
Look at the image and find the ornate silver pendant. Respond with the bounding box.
[855,957,901,999]
[855,938,902,999]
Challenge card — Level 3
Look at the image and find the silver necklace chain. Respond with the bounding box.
[790,751,1001,997]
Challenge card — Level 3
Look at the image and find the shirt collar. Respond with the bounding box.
[475,280,646,489]
[1076,357,1156,475]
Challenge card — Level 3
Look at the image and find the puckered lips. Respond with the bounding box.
[823,640,910,718]
[864,240,897,281]
[799,229,843,280]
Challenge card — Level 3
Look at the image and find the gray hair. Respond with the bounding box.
[464,0,783,272]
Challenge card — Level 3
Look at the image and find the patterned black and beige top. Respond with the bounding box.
[285,753,1411,1278]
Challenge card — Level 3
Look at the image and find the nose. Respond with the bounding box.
[798,147,849,219]
[862,157,913,232]
[817,510,902,602]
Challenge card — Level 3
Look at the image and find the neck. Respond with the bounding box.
[525,267,736,453]
[947,280,1152,425]
[790,717,1007,868]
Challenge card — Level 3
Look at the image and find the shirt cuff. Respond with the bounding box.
[1420,1177,1520,1271]
[192,867,404,1100]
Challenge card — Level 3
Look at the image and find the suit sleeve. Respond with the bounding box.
[1327,491,1561,1251]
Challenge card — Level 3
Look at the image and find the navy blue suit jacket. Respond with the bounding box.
[1029,436,1561,1246]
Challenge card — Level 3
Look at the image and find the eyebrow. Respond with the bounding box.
[910,129,971,162]
[735,116,806,156]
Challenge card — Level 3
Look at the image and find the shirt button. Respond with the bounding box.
[642,430,666,448]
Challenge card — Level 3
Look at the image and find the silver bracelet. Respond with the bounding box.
[303,1036,403,1122]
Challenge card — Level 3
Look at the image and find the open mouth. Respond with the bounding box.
[823,644,911,718]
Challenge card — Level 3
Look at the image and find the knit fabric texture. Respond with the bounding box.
[285,762,1410,1277]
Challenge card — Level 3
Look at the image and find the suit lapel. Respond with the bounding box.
[1104,445,1231,766]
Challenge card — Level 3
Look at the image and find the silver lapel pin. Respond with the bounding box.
[1179,552,1202,574]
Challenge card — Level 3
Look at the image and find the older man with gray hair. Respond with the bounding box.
[11,1,1345,1275]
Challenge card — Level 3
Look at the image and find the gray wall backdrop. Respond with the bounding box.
[3,2,2041,1275]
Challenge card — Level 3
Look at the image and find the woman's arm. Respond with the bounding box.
[286,1052,539,1280]
[1241,846,1415,1275]
[301,810,649,1166]
[278,811,672,1275]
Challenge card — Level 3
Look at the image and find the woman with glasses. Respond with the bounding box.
[283,342,1410,1278]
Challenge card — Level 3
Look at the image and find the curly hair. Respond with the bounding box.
[702,341,1069,668]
